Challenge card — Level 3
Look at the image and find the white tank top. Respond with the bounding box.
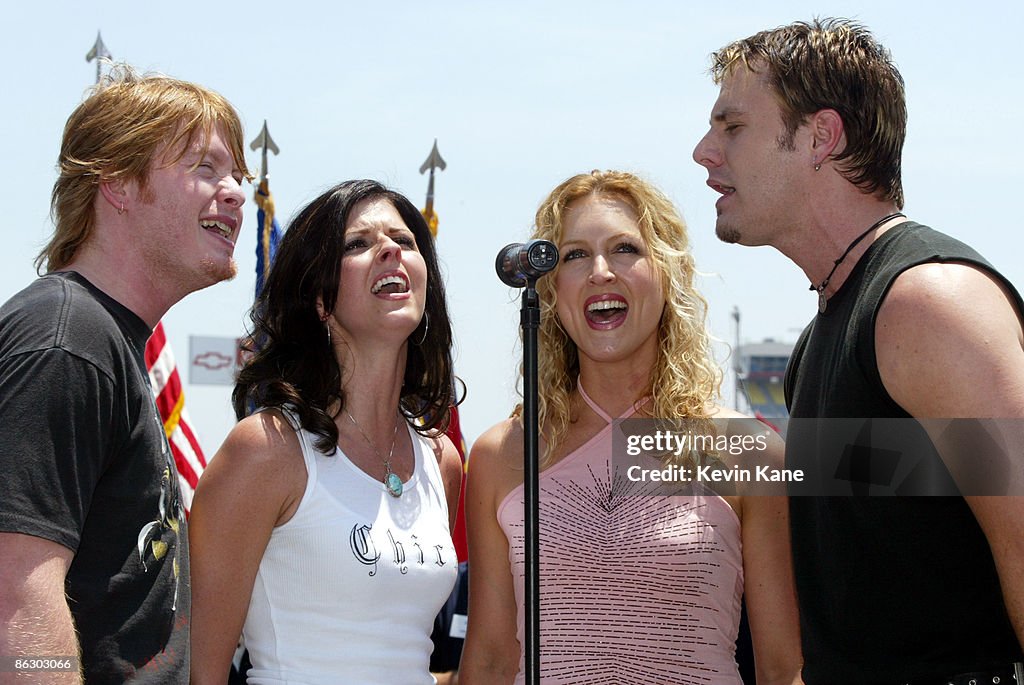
[242,412,458,685]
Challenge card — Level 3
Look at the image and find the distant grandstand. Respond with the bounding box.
[736,339,793,420]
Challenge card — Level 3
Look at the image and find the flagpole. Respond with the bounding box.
[250,120,279,188]
[249,121,280,299]
[85,31,111,84]
[419,139,446,237]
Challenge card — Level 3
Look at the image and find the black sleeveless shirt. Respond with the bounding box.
[784,222,1024,683]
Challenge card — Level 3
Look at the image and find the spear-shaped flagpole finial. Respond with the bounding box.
[420,139,447,235]
[249,120,280,186]
[419,139,447,176]
[85,31,112,84]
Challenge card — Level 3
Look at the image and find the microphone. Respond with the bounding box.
[495,240,559,287]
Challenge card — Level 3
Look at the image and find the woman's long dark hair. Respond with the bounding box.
[233,179,457,453]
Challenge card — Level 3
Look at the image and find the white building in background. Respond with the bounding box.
[736,339,794,420]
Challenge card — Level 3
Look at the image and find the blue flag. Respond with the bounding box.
[254,178,281,298]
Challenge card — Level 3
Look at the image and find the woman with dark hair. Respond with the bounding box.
[189,180,463,684]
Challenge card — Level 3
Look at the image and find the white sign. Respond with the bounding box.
[189,335,244,386]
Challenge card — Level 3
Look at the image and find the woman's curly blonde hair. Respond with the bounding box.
[531,170,721,466]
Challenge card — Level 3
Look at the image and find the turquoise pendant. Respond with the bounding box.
[385,471,403,498]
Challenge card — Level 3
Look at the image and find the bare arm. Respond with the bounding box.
[740,495,804,684]
[877,262,1024,648]
[967,497,1024,649]
[458,421,522,685]
[729,422,803,685]
[188,412,307,685]
[0,533,79,684]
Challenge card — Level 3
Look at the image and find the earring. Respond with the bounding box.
[411,312,429,346]
[325,322,332,346]
[118,202,125,215]
[813,159,822,172]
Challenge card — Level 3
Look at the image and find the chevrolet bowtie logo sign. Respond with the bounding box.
[188,336,245,385]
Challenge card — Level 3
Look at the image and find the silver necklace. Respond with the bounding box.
[344,409,403,498]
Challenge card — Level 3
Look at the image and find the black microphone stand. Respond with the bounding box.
[520,279,541,685]
[495,239,556,685]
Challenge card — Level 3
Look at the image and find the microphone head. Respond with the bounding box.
[496,240,559,287]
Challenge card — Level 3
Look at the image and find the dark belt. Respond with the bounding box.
[903,662,1023,685]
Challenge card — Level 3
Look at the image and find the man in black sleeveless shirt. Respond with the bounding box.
[693,18,1024,685]
[0,68,249,682]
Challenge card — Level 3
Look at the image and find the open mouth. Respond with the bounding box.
[371,274,409,295]
[708,181,735,196]
[586,298,628,325]
[200,219,233,241]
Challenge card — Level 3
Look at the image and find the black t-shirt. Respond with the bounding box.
[785,223,1024,683]
[0,272,189,683]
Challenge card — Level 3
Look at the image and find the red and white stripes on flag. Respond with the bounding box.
[146,321,207,515]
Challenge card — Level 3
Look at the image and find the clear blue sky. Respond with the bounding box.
[4,0,1022,453]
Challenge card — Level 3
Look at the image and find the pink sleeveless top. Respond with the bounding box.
[497,384,744,684]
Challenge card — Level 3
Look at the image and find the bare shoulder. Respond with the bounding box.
[218,409,302,464]
[706,404,788,508]
[207,410,305,481]
[707,404,746,421]
[704,403,745,419]
[877,261,1024,417]
[196,409,307,524]
[470,417,523,469]
[708,404,785,457]
[466,417,524,507]
[879,261,1022,333]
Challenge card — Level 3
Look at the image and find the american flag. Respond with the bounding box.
[146,321,206,515]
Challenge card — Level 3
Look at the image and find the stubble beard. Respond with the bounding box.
[201,256,238,285]
[148,252,237,302]
[715,218,742,244]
